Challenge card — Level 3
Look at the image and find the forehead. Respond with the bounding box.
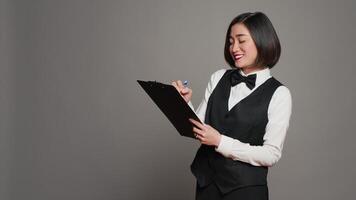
[230,23,251,37]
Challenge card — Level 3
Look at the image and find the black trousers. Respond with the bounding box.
[195,182,269,200]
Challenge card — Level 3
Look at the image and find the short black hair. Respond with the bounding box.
[224,12,281,69]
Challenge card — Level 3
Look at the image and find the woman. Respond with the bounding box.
[172,12,292,200]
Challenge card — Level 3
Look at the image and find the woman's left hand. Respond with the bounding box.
[189,119,222,147]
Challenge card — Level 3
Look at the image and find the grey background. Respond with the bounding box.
[1,0,356,199]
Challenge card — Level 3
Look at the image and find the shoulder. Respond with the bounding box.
[205,68,230,92]
[269,84,292,110]
[209,68,229,83]
[274,84,292,100]
[267,84,292,122]
[266,76,293,109]
[268,77,292,100]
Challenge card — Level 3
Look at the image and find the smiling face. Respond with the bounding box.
[229,23,261,74]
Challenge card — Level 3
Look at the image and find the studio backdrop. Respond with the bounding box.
[1,0,355,200]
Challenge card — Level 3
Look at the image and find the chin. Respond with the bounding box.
[234,62,244,69]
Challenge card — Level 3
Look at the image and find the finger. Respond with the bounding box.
[177,80,184,89]
[196,134,203,141]
[181,87,188,93]
[194,133,199,139]
[191,119,205,131]
[181,87,191,94]
[196,135,206,143]
[171,81,180,91]
[193,127,204,136]
[189,119,206,130]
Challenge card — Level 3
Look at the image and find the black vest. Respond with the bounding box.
[190,69,283,194]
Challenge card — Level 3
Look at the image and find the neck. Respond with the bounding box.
[240,66,267,75]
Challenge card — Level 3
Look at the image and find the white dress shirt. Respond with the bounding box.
[188,68,292,167]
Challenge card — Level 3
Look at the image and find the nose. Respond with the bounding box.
[231,42,240,53]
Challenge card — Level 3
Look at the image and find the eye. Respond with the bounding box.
[239,40,246,43]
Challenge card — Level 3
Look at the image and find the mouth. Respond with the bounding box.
[233,54,244,61]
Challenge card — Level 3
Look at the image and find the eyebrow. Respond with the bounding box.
[230,34,248,38]
[235,34,248,37]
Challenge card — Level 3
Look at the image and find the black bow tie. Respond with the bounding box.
[230,70,257,90]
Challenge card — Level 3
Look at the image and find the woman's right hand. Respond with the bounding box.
[172,80,192,103]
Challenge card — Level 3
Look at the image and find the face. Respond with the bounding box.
[229,23,260,74]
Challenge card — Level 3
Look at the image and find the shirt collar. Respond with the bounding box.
[239,67,271,89]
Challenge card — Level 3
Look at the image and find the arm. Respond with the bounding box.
[215,86,292,167]
[189,69,226,122]
[188,101,195,112]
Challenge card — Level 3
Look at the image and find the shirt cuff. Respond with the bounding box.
[215,135,235,158]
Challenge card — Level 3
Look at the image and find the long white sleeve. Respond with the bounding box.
[191,68,292,167]
[188,101,195,112]
[215,86,292,167]
[194,69,227,123]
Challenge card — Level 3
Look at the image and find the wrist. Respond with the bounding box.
[215,134,222,147]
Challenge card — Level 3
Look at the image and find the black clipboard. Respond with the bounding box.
[137,80,202,139]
